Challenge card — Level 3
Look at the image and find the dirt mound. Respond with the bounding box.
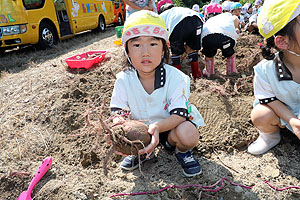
[1,29,300,200]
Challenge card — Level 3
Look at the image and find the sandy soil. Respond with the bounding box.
[1,27,300,200]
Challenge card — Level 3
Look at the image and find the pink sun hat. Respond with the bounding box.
[157,0,173,13]
[205,3,223,18]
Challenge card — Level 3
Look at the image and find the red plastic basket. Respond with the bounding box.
[65,50,107,69]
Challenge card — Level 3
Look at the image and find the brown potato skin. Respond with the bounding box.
[113,120,151,155]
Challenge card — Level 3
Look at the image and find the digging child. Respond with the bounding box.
[201,3,239,77]
[110,10,205,177]
[158,4,204,79]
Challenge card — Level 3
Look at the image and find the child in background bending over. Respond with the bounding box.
[245,7,261,34]
[248,0,300,155]
[201,3,239,77]
[230,2,245,30]
[159,4,204,79]
[241,2,253,23]
[110,10,205,177]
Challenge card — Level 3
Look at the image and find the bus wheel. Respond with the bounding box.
[0,49,5,55]
[37,23,57,49]
[117,14,124,25]
[96,16,106,32]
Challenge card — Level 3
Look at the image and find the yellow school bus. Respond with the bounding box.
[0,0,126,53]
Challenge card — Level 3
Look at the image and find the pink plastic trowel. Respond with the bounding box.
[17,157,52,200]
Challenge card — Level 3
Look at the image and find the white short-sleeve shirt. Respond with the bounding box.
[201,13,238,41]
[110,64,204,127]
[160,7,203,36]
[253,53,300,132]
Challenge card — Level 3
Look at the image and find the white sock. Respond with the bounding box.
[165,140,174,148]
[175,147,188,154]
[247,130,281,155]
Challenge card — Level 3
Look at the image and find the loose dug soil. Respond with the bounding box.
[1,28,300,200]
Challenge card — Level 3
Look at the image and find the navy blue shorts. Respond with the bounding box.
[202,33,236,58]
[169,16,203,55]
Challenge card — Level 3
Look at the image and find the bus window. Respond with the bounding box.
[22,0,45,10]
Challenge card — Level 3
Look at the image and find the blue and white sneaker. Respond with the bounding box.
[175,150,202,177]
[120,153,154,171]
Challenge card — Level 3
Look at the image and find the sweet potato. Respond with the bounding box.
[112,120,151,155]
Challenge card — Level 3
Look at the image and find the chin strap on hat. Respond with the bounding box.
[286,49,300,57]
[123,46,135,68]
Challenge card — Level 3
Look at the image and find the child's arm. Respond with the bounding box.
[154,114,186,132]
[139,114,186,156]
[240,21,245,28]
[110,77,131,126]
[267,100,300,140]
[232,15,240,34]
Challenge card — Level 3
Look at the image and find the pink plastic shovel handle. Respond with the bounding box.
[26,157,52,195]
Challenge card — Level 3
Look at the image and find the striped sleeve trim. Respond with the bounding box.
[170,108,189,119]
[259,97,277,104]
[110,107,122,113]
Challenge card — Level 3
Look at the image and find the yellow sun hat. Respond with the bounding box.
[258,0,300,39]
[121,10,169,47]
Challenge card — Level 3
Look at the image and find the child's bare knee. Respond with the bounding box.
[179,129,199,148]
[251,105,279,127]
